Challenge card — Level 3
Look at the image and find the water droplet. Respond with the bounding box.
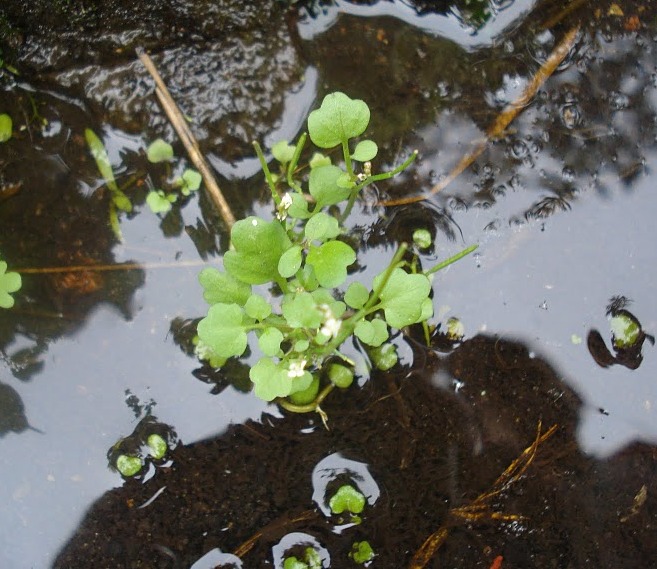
[562,166,575,183]
[609,91,630,110]
[561,103,582,129]
[511,139,528,159]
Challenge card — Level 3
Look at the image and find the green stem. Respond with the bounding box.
[424,244,478,276]
[277,383,335,414]
[342,139,354,178]
[353,150,418,193]
[253,140,281,206]
[287,133,307,194]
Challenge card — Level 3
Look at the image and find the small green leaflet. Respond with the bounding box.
[244,294,272,320]
[249,358,313,401]
[224,217,292,285]
[304,212,340,242]
[351,139,378,162]
[179,169,202,195]
[258,327,284,356]
[344,282,369,309]
[196,303,248,359]
[308,92,370,148]
[329,484,366,514]
[0,261,21,309]
[373,268,432,328]
[0,114,12,142]
[278,245,303,279]
[306,241,356,288]
[272,140,295,163]
[354,318,389,347]
[198,267,251,306]
[309,165,351,210]
[146,190,176,214]
[146,138,174,163]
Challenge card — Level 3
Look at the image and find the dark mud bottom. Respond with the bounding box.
[55,336,657,568]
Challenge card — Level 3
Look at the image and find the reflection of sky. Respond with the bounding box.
[432,157,657,458]
[298,0,537,50]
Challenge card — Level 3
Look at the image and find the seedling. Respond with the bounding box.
[329,484,366,516]
[195,92,477,415]
[0,113,12,142]
[349,541,375,564]
[85,132,202,238]
[116,454,142,477]
[0,259,22,309]
[147,433,168,460]
[283,548,322,569]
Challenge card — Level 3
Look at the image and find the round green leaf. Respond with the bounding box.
[308,92,370,148]
[147,434,168,459]
[258,327,284,356]
[146,190,173,214]
[350,541,375,564]
[611,314,641,348]
[0,114,13,142]
[272,140,295,163]
[180,168,202,195]
[309,152,331,169]
[224,217,292,285]
[250,358,293,401]
[370,342,398,371]
[308,165,351,210]
[278,245,303,278]
[282,291,323,329]
[329,484,366,515]
[327,363,354,388]
[351,139,378,162]
[198,267,251,306]
[344,282,369,309]
[304,212,340,242]
[288,375,320,405]
[0,261,21,309]
[354,318,388,347]
[244,294,272,320]
[373,268,432,328]
[306,241,356,288]
[147,138,174,163]
[412,228,432,249]
[116,455,142,477]
[197,303,248,359]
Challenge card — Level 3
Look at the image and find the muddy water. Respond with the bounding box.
[1,0,656,567]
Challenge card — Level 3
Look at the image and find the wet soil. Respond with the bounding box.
[54,335,657,568]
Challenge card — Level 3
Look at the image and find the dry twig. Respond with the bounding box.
[137,49,236,229]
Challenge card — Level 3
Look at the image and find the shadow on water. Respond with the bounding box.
[0,0,656,566]
[54,335,657,568]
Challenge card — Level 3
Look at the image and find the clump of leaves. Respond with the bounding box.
[283,547,322,569]
[350,541,375,564]
[329,484,366,516]
[0,258,22,309]
[195,92,476,416]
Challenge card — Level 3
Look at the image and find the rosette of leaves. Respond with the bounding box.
[195,92,476,413]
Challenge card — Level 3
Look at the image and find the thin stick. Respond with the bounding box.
[381,25,580,207]
[15,260,208,274]
[136,49,236,229]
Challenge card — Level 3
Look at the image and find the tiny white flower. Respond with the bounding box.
[276,192,293,220]
[287,359,307,379]
[321,317,341,338]
[251,218,258,226]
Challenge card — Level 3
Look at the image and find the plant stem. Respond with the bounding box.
[277,383,335,414]
[342,139,354,178]
[353,150,418,193]
[253,141,281,206]
[424,244,478,276]
[287,133,307,194]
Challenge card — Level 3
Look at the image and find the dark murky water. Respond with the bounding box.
[1,0,656,567]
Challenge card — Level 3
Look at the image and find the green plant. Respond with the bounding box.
[0,258,22,308]
[283,547,322,569]
[85,132,202,238]
[349,541,375,564]
[329,484,366,516]
[0,113,12,142]
[195,92,476,416]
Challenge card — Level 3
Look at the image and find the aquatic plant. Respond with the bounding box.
[195,92,476,416]
[0,113,12,142]
[84,131,202,238]
[0,258,21,308]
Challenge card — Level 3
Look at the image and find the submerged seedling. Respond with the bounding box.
[350,541,375,564]
[195,92,477,415]
[329,484,366,516]
[0,259,22,309]
[0,113,12,143]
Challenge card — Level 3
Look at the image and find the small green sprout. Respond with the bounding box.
[412,228,432,250]
[350,541,375,564]
[146,190,177,214]
[146,138,174,163]
[329,484,366,515]
[283,547,322,569]
[446,317,465,341]
[610,313,641,349]
[147,434,168,460]
[0,260,22,309]
[0,113,12,142]
[177,168,202,196]
[116,454,142,477]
